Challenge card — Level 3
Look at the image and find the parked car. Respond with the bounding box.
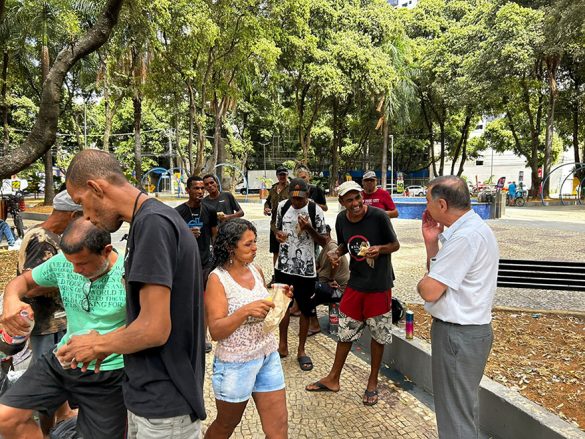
[406,185,426,197]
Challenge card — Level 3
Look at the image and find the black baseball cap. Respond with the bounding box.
[289,178,309,197]
[276,165,288,175]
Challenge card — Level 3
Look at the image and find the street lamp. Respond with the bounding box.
[390,134,394,194]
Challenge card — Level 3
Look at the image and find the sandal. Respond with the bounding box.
[363,389,379,406]
[307,328,321,337]
[297,355,313,371]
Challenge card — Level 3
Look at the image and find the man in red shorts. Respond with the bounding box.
[305,180,400,406]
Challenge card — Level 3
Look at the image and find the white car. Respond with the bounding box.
[406,185,426,196]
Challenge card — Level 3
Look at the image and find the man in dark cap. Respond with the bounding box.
[273,178,327,371]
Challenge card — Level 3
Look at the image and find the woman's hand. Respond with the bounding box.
[243,300,275,319]
[282,284,294,299]
[275,231,288,243]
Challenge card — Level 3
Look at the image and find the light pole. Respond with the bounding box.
[390,134,394,194]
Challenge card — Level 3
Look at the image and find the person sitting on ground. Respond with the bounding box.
[306,181,399,406]
[16,190,82,434]
[204,219,292,439]
[361,171,398,218]
[0,218,127,439]
[309,225,350,336]
[0,220,20,251]
[202,174,245,222]
[274,178,327,371]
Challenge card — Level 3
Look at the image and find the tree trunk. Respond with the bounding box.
[133,96,142,184]
[381,116,389,190]
[1,50,8,156]
[102,58,111,151]
[450,114,472,175]
[573,80,580,165]
[543,56,560,197]
[457,136,468,177]
[438,119,445,176]
[41,44,55,204]
[330,97,339,193]
[420,96,437,178]
[0,0,125,178]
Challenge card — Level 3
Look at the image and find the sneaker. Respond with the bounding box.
[8,241,20,251]
[205,342,212,354]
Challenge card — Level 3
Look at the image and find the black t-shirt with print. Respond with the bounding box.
[124,198,206,421]
[202,192,241,216]
[335,206,397,292]
[175,202,217,268]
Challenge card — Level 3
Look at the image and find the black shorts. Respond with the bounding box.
[275,270,317,317]
[0,352,127,439]
[269,230,280,254]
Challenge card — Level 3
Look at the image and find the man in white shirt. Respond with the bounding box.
[417,176,499,439]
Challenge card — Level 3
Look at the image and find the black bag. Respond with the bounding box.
[391,298,405,324]
[314,281,342,306]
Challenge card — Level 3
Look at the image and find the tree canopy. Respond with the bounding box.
[1,0,584,195]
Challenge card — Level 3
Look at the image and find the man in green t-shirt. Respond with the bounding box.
[0,218,127,439]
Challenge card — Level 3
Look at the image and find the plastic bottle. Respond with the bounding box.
[328,303,339,336]
[0,311,34,345]
[405,310,414,340]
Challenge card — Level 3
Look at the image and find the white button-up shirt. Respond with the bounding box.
[424,210,499,325]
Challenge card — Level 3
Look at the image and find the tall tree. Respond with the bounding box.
[0,0,125,179]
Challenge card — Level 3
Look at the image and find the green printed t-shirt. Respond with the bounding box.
[31,251,126,371]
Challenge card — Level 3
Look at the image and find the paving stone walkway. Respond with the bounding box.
[201,316,438,438]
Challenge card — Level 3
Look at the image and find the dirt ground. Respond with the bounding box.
[410,304,584,431]
[0,249,582,431]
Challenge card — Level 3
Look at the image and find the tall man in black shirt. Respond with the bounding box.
[62,149,206,437]
[176,175,218,281]
[202,173,244,222]
[305,181,399,407]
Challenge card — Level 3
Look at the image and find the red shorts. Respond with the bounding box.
[339,286,392,321]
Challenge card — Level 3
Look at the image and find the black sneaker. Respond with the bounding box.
[205,342,212,354]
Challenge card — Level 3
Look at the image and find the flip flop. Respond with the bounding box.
[307,328,321,337]
[297,355,313,371]
[363,389,379,406]
[305,381,339,392]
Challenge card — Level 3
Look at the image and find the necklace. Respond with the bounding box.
[131,191,144,224]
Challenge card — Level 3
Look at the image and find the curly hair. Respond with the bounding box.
[211,218,257,269]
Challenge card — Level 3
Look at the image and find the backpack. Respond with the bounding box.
[276,199,317,231]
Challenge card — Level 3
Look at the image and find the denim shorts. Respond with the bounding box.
[211,351,285,403]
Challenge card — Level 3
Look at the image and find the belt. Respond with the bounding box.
[433,317,461,326]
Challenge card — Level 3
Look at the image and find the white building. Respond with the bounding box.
[388,0,419,9]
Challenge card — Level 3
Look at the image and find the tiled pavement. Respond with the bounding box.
[201,315,438,438]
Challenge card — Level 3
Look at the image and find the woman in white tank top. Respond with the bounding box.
[205,219,292,439]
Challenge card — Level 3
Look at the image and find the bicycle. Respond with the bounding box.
[506,190,526,207]
[1,191,25,238]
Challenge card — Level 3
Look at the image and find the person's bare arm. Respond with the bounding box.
[1,271,38,335]
[205,273,273,341]
[386,208,398,218]
[417,276,447,302]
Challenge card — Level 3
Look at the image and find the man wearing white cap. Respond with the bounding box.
[306,180,399,407]
[15,190,82,433]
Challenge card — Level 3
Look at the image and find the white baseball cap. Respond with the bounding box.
[337,181,363,197]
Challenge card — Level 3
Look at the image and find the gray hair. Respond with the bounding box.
[428,176,471,210]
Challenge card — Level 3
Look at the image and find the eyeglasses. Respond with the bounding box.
[81,281,93,312]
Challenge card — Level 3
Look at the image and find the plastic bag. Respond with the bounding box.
[263,284,291,334]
